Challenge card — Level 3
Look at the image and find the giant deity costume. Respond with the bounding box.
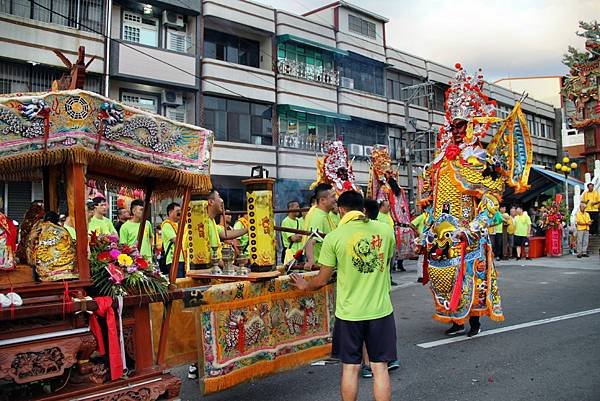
[367,146,415,260]
[417,64,532,335]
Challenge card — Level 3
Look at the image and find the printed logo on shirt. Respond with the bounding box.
[351,234,385,274]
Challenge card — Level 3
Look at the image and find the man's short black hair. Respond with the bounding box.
[166,202,180,215]
[378,200,388,209]
[208,189,219,200]
[363,198,379,220]
[92,196,106,207]
[130,199,144,213]
[314,183,333,202]
[338,191,364,213]
[287,200,300,208]
[44,211,60,225]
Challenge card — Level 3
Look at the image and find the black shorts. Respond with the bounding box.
[514,235,529,247]
[332,312,397,364]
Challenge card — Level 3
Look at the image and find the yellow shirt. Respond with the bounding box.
[506,215,515,235]
[582,190,600,212]
[575,210,592,231]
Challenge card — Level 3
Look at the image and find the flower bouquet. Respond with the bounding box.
[89,233,169,298]
[538,198,566,230]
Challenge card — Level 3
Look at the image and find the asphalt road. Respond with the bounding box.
[173,257,600,401]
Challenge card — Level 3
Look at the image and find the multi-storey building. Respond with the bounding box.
[0,0,560,219]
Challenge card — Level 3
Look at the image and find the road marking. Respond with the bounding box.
[417,308,600,349]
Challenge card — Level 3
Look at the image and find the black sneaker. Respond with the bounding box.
[467,324,481,337]
[525,257,532,261]
[391,281,399,286]
[188,363,198,379]
[516,257,521,261]
[582,254,589,257]
[577,254,582,258]
[417,277,423,283]
[444,323,465,336]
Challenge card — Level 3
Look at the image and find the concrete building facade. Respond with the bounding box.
[0,0,560,218]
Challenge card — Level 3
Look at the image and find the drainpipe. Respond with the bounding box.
[103,0,112,97]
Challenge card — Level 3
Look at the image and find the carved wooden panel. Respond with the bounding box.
[0,333,95,384]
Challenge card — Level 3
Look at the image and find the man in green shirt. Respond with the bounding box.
[491,207,505,261]
[513,206,531,261]
[290,191,396,401]
[88,196,117,236]
[376,200,394,228]
[303,183,337,270]
[329,203,341,228]
[233,213,249,257]
[280,200,303,263]
[161,202,185,278]
[119,199,154,260]
[411,211,429,282]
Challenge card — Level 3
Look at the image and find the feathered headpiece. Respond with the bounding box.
[437,63,497,149]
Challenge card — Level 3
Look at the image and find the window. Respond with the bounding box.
[1,0,104,34]
[279,111,335,150]
[337,119,387,148]
[277,42,338,85]
[122,11,158,47]
[348,14,376,39]
[204,29,260,68]
[584,128,595,148]
[526,114,535,136]
[166,29,191,53]
[386,70,427,107]
[0,59,102,93]
[204,96,272,145]
[338,57,384,96]
[121,92,159,114]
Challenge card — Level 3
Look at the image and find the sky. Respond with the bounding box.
[257,0,599,81]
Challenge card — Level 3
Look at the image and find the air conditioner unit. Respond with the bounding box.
[162,90,183,106]
[340,77,354,89]
[166,106,186,123]
[348,143,364,156]
[162,10,184,28]
[363,145,374,156]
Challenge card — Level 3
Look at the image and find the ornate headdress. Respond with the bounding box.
[438,63,497,149]
[310,140,358,195]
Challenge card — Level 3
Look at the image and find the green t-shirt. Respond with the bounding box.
[161,220,183,264]
[233,219,248,253]
[377,212,394,228]
[88,216,117,235]
[119,220,153,260]
[329,211,340,228]
[303,207,336,262]
[319,215,395,321]
[281,216,302,252]
[64,224,77,240]
[491,211,503,234]
[513,214,531,237]
[411,212,428,235]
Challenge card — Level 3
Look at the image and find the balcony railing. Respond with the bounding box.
[277,59,340,87]
[278,132,335,151]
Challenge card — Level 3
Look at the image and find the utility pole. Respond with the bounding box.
[400,81,434,207]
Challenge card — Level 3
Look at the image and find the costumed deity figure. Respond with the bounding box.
[311,140,360,196]
[0,210,17,270]
[367,145,415,259]
[29,213,78,281]
[416,64,532,335]
[16,200,45,264]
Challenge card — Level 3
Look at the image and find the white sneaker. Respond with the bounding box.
[187,363,198,379]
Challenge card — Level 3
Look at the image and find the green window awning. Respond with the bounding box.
[277,104,352,121]
[277,34,349,56]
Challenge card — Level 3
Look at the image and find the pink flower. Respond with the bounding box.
[109,249,121,260]
[126,265,138,274]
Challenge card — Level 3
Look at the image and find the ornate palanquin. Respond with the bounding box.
[0,89,213,401]
[150,272,334,395]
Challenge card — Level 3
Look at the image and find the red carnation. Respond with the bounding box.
[97,251,111,262]
[136,258,149,270]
